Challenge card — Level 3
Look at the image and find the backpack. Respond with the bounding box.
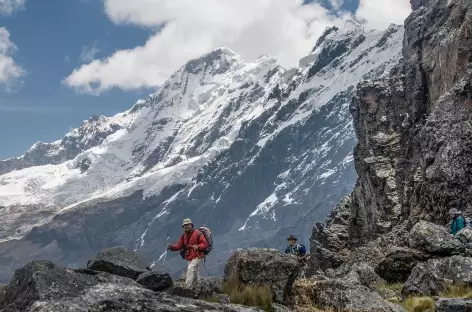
[179,227,213,259]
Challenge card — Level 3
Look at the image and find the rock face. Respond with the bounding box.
[0,250,262,312]
[403,256,472,297]
[224,248,300,304]
[310,0,472,272]
[0,20,404,283]
[86,246,151,280]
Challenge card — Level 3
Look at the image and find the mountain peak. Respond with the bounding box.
[182,47,242,76]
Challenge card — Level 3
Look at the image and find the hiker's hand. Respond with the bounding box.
[192,245,198,250]
[166,244,172,250]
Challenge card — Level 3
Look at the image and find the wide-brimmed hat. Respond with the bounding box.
[287,235,297,241]
[182,218,194,227]
[449,208,462,215]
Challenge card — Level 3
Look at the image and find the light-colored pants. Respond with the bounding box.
[185,258,202,288]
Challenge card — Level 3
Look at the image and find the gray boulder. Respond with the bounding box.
[343,263,385,290]
[436,298,472,312]
[375,247,430,283]
[1,259,262,312]
[224,248,300,304]
[409,221,464,256]
[295,279,405,312]
[403,256,472,297]
[2,260,138,312]
[456,228,472,245]
[171,277,223,299]
[136,270,173,291]
[86,246,150,280]
[27,283,263,312]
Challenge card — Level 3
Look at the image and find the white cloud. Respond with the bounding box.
[356,0,411,30]
[65,0,411,94]
[0,27,24,88]
[0,0,24,15]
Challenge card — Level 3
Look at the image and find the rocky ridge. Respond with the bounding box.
[307,0,472,309]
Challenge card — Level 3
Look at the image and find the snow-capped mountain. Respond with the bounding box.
[0,21,403,282]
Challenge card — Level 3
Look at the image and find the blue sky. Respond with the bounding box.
[0,0,410,159]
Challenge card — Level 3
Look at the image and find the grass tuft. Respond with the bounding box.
[402,297,435,312]
[440,284,472,299]
[222,277,273,312]
[378,282,404,292]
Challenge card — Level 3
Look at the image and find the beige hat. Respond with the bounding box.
[182,218,194,227]
[449,208,462,215]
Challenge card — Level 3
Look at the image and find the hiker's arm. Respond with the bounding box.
[197,233,208,250]
[170,236,184,251]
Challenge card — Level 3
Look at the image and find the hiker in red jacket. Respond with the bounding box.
[167,218,208,287]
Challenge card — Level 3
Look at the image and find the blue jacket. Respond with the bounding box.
[285,243,307,256]
[450,215,466,235]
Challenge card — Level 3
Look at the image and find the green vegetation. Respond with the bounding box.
[221,277,273,312]
[378,282,404,292]
[402,297,435,312]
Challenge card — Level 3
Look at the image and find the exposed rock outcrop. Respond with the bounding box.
[375,247,430,283]
[403,256,472,297]
[409,221,464,256]
[436,298,472,312]
[86,246,151,280]
[309,0,472,273]
[292,278,405,312]
[224,248,300,304]
[0,248,267,312]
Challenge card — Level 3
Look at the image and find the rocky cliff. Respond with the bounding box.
[310,0,472,272]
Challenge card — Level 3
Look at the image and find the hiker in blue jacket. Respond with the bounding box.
[285,234,309,278]
[449,208,466,235]
[285,235,307,256]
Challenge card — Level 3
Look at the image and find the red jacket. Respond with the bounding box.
[170,229,208,261]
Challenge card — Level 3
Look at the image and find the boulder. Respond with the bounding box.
[409,221,464,256]
[436,298,472,312]
[2,260,138,311]
[334,244,385,277]
[27,283,263,312]
[456,228,472,245]
[343,263,385,290]
[1,259,262,312]
[292,278,405,312]
[375,247,430,283]
[171,277,223,299]
[402,256,472,297]
[136,270,173,291]
[224,248,300,304]
[86,246,150,280]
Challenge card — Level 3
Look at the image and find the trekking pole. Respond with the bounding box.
[202,259,211,276]
[162,249,168,267]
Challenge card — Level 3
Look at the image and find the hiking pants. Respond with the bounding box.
[186,258,201,287]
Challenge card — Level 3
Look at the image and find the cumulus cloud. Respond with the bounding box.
[0,0,24,15]
[65,0,411,94]
[0,27,24,88]
[356,0,411,30]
